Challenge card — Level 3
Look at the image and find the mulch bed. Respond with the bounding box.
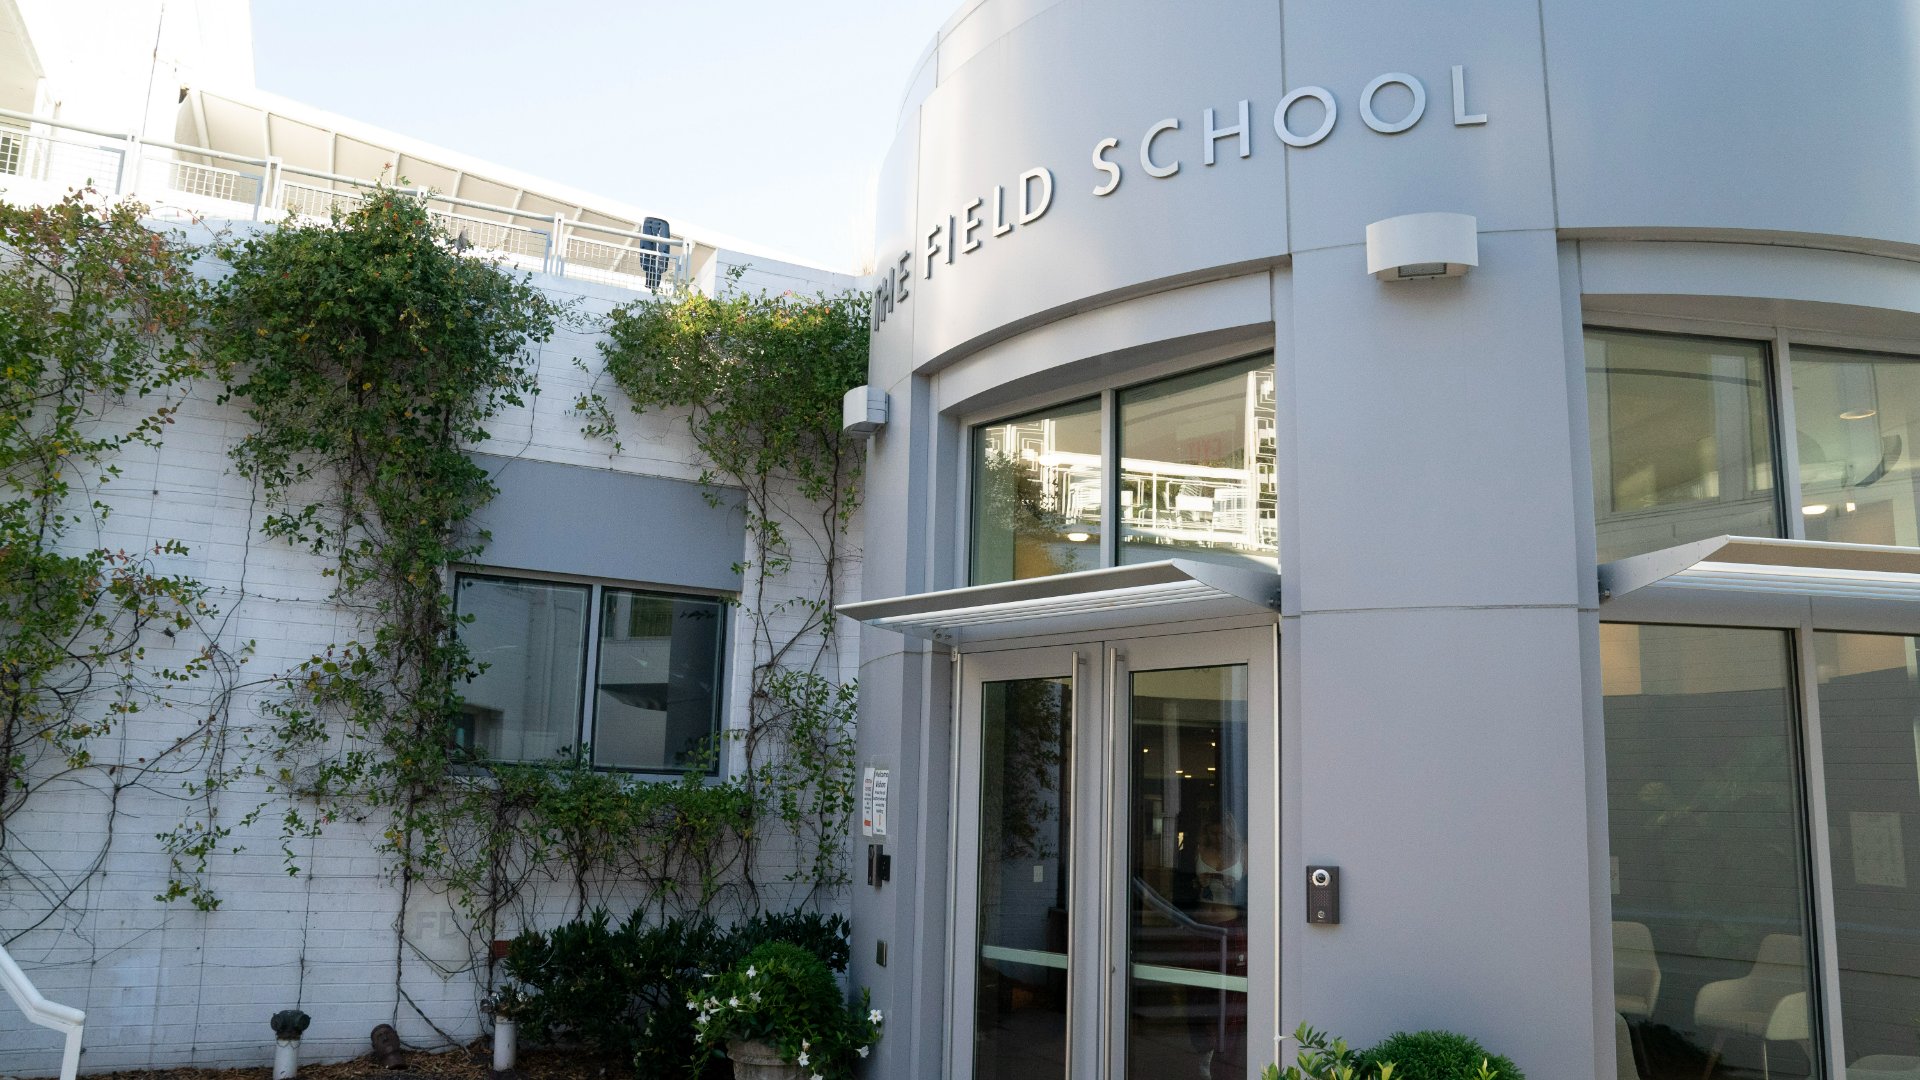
[82,1042,636,1080]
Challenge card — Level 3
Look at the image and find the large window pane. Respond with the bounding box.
[1128,664,1249,1080]
[972,398,1102,585]
[974,677,1072,1080]
[1814,632,1920,1073]
[1587,330,1779,562]
[1601,624,1817,1080]
[1793,348,1920,546]
[455,575,590,763]
[1118,356,1277,571]
[591,589,726,773]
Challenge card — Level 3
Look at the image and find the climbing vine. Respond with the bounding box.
[589,275,869,895]
[0,186,868,1044]
[0,191,226,908]
[198,188,560,917]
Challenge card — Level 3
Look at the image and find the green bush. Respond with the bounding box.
[1360,1030,1523,1080]
[730,910,851,973]
[689,941,881,1080]
[501,908,853,1077]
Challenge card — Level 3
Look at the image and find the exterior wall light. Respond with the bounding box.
[843,384,889,437]
[1365,212,1478,281]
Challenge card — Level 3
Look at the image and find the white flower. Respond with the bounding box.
[797,1052,810,1067]
[857,1046,869,1058]
[728,996,741,1007]
[686,1001,698,1011]
[750,991,761,1003]
[745,965,757,978]
[869,1008,884,1024]
[811,1074,824,1080]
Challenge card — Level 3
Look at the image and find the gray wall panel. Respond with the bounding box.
[1544,2,1920,246]
[467,454,744,593]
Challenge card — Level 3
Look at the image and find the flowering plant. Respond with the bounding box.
[689,941,881,1080]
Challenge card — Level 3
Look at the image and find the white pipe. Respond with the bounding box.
[0,942,85,1080]
[493,1019,516,1071]
[273,1038,299,1080]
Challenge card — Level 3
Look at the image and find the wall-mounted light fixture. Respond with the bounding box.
[843,385,889,437]
[1365,212,1478,281]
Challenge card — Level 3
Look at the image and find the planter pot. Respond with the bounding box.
[727,1038,804,1080]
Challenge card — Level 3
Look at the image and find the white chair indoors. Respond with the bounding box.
[1614,921,1662,1019]
[1613,922,1660,1079]
[1693,933,1804,1080]
[1759,991,1809,1080]
[1616,1013,1638,1080]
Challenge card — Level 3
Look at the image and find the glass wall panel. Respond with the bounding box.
[972,398,1103,585]
[1118,356,1277,570]
[1601,624,1816,1080]
[591,589,726,773]
[974,677,1072,1080]
[454,575,590,763]
[1127,664,1248,1080]
[1793,348,1920,546]
[1814,632,1920,1073]
[1587,330,1779,562]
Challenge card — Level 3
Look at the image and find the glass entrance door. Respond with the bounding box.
[954,630,1277,1080]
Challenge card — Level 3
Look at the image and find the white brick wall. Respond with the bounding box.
[0,253,862,1075]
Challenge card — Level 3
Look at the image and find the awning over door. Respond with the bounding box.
[838,559,1282,646]
[1598,535,1920,633]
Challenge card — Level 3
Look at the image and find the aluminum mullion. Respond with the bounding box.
[1794,625,1849,1075]
[1776,331,1808,542]
[1100,389,1119,569]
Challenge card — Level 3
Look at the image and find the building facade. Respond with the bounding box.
[843,3,1920,1080]
[0,2,861,1074]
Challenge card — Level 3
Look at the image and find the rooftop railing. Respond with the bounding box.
[0,108,693,295]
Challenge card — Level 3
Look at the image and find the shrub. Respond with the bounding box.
[731,910,851,973]
[1360,1030,1523,1080]
[689,941,881,1079]
[501,908,854,1076]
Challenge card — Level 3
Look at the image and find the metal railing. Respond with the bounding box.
[0,108,693,295]
[0,941,84,1080]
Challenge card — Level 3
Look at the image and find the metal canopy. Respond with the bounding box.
[1598,535,1920,633]
[838,559,1282,646]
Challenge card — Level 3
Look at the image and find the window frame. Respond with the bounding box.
[450,565,733,778]
[961,349,1279,586]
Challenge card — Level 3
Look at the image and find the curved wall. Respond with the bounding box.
[852,5,1920,1080]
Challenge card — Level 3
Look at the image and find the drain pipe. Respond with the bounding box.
[484,985,521,1073]
[270,1010,310,1080]
[493,1016,516,1071]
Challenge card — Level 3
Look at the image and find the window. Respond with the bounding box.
[1813,632,1920,1073]
[972,398,1102,585]
[453,572,728,773]
[1586,329,1779,562]
[969,355,1277,585]
[1600,623,1817,1080]
[1792,348,1920,546]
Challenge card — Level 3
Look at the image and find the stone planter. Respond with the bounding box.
[727,1038,804,1080]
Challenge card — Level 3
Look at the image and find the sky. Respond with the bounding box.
[250,1,959,273]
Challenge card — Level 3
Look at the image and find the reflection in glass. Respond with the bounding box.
[454,575,590,763]
[975,678,1072,1080]
[1586,330,1778,562]
[591,589,726,773]
[1815,632,1920,1073]
[1118,357,1277,570]
[1794,348,1920,547]
[972,399,1103,585]
[1128,665,1248,1080]
[1600,624,1815,1080]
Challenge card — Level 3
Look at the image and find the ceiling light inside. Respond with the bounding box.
[1802,504,1831,516]
[1841,409,1878,420]
[1065,531,1091,543]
